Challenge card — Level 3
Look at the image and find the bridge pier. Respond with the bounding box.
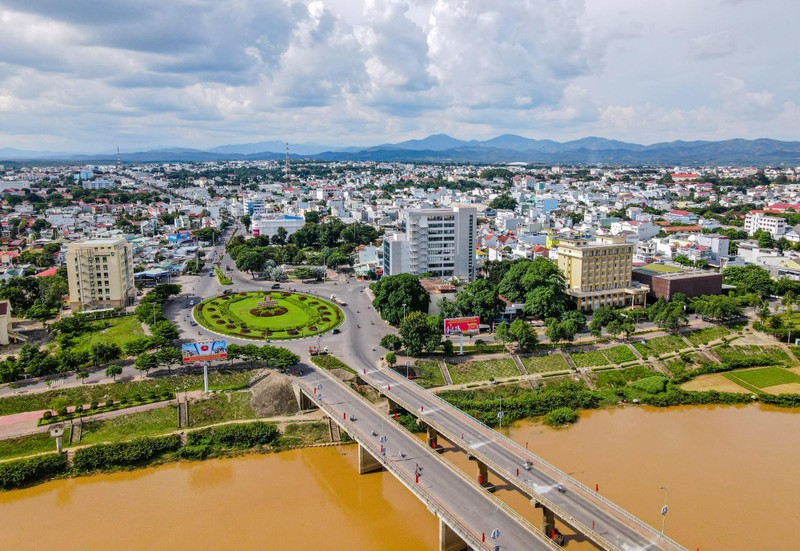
[358,443,383,474]
[386,397,400,414]
[534,502,563,544]
[426,425,443,452]
[468,455,495,492]
[439,518,468,551]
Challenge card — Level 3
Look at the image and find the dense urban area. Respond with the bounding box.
[2,158,800,548]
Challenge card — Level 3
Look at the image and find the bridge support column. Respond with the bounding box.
[358,443,383,474]
[439,519,467,551]
[386,397,400,414]
[535,502,561,543]
[426,425,443,452]
[468,456,495,492]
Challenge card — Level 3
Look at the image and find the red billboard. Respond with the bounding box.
[182,340,228,363]
[443,316,480,335]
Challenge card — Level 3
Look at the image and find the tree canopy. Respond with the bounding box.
[371,274,430,326]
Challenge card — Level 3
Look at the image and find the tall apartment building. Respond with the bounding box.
[744,213,786,238]
[383,206,477,281]
[66,238,135,312]
[556,236,648,311]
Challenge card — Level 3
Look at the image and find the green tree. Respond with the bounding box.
[488,192,518,210]
[380,334,404,352]
[270,226,288,246]
[240,214,251,230]
[509,318,537,350]
[91,342,122,367]
[152,321,179,344]
[134,353,158,376]
[495,321,511,351]
[235,249,267,276]
[723,265,774,298]
[154,347,182,374]
[371,274,430,326]
[105,364,123,380]
[385,351,397,367]
[399,312,441,356]
[455,279,504,325]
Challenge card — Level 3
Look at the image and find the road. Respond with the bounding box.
[294,361,561,551]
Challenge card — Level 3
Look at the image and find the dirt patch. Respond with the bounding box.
[680,374,751,394]
[787,367,800,377]
[764,383,800,395]
[250,372,300,417]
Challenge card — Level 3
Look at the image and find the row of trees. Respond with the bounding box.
[0,272,68,322]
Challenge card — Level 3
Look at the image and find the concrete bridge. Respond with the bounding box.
[359,365,687,551]
[294,364,565,551]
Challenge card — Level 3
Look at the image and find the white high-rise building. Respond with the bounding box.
[383,206,477,281]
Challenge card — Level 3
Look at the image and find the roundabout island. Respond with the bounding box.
[194,290,344,340]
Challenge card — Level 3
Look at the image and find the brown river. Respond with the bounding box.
[2,404,798,550]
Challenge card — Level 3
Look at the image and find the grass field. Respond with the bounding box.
[196,291,342,340]
[684,325,731,346]
[570,349,609,368]
[724,367,800,390]
[595,365,655,389]
[520,353,570,373]
[70,316,145,356]
[604,345,637,364]
[0,429,71,461]
[410,360,445,388]
[447,358,519,384]
[713,344,791,365]
[0,369,258,416]
[633,334,688,357]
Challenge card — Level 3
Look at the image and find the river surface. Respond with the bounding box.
[1,404,798,550]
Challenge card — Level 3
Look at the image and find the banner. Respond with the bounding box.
[443,316,480,335]
[182,340,228,363]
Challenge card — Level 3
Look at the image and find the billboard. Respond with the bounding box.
[182,340,228,363]
[443,316,480,335]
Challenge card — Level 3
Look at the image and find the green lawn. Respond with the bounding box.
[633,334,688,357]
[714,345,791,365]
[603,345,637,364]
[0,369,259,416]
[724,367,800,390]
[70,316,145,356]
[196,291,342,339]
[410,360,445,388]
[0,429,71,461]
[684,325,731,346]
[570,349,609,368]
[447,358,519,385]
[520,353,570,373]
[595,365,656,389]
[188,392,256,426]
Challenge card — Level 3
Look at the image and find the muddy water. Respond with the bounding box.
[506,404,800,551]
[1,405,797,551]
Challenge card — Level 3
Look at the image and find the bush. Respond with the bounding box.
[0,453,68,490]
[42,411,52,420]
[544,407,579,426]
[177,445,209,460]
[90,401,98,410]
[630,376,668,394]
[73,435,181,472]
[187,422,279,449]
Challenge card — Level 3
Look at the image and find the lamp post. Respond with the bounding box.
[659,486,668,540]
[403,303,407,321]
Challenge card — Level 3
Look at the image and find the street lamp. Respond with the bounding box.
[403,303,407,321]
[659,486,668,540]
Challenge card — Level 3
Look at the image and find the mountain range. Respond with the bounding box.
[3,134,800,165]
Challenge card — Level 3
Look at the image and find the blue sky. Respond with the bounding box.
[0,0,797,151]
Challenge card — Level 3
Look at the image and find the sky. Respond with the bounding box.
[0,0,798,152]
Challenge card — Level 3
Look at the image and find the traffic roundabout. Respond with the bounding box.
[194,290,344,340]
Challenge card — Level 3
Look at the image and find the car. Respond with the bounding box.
[271,283,281,289]
[332,328,341,334]
[208,272,214,277]
[190,321,198,326]
[556,484,567,493]
[190,301,195,306]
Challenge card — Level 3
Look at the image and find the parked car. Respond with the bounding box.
[271,283,281,289]
[332,328,341,334]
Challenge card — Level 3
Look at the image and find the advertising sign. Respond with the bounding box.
[182,340,228,363]
[443,316,480,335]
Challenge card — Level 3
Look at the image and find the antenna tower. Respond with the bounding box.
[284,142,290,182]
[116,146,121,168]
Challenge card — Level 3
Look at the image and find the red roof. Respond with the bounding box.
[34,267,59,277]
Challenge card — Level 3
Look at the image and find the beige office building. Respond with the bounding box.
[66,238,135,312]
[557,236,648,311]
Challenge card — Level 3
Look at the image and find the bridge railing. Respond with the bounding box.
[380,368,687,551]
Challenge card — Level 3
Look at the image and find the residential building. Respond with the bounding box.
[66,238,135,312]
[556,236,648,311]
[383,206,477,281]
[744,212,787,237]
[81,179,116,190]
[0,300,11,345]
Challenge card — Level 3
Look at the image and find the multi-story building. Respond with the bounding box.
[744,212,787,238]
[81,179,116,190]
[251,214,305,238]
[66,238,135,312]
[383,206,477,281]
[556,236,648,311]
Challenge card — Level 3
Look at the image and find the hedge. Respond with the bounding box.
[0,453,68,490]
[187,422,279,449]
[73,434,181,472]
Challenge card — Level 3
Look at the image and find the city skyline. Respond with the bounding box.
[0,0,797,152]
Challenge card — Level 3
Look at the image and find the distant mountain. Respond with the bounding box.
[3,134,800,165]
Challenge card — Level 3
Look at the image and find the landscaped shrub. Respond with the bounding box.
[187,422,279,449]
[73,434,181,472]
[308,326,318,331]
[177,445,208,460]
[287,329,298,335]
[544,407,579,426]
[226,324,236,329]
[0,453,68,490]
[58,407,67,416]
[42,411,52,420]
[216,320,225,324]
[90,401,98,409]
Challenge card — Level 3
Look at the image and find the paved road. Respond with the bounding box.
[294,361,561,551]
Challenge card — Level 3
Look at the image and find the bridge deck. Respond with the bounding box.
[362,365,687,551]
[295,364,562,551]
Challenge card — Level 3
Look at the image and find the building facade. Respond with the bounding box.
[745,213,787,237]
[251,214,305,238]
[383,206,477,281]
[66,238,135,312]
[632,266,723,301]
[556,236,648,311]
